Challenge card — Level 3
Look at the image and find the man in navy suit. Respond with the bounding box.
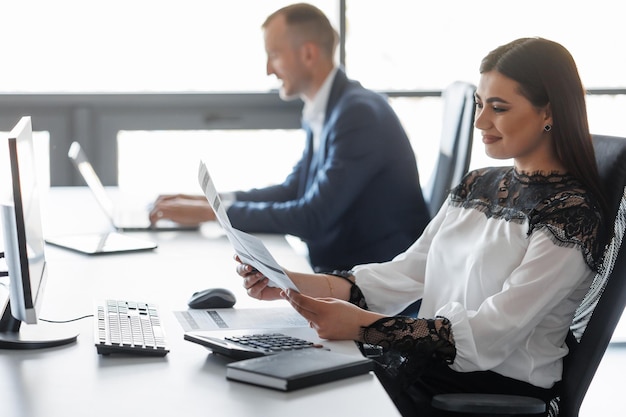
[150,3,430,272]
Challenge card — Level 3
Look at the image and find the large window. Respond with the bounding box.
[117,129,305,195]
[1,0,337,93]
[345,0,626,90]
[5,1,624,93]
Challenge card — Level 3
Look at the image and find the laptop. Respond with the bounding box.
[68,142,198,232]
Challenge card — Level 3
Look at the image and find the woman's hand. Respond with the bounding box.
[234,255,284,301]
[282,289,383,341]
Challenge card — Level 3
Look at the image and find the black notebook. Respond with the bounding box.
[225,348,374,391]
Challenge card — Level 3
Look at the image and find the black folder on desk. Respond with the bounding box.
[226,348,374,391]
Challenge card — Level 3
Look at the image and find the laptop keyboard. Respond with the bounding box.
[95,299,169,356]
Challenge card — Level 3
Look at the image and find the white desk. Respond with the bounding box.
[0,187,400,417]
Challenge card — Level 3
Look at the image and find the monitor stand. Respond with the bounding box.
[0,308,78,350]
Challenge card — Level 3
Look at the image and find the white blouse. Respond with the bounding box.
[352,167,602,388]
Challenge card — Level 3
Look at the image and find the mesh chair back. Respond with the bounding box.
[555,135,626,417]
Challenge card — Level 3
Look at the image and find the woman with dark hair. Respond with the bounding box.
[480,37,608,218]
[236,37,607,416]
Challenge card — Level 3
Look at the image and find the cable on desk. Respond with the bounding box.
[0,280,91,322]
[0,250,91,322]
[40,314,94,323]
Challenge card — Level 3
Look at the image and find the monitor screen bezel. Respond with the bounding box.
[1,116,47,325]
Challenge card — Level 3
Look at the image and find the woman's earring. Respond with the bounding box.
[544,124,552,132]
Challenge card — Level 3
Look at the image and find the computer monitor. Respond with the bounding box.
[0,116,78,349]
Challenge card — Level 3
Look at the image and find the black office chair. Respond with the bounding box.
[399,81,476,318]
[431,134,626,417]
[423,81,476,218]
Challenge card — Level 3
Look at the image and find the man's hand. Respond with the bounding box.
[149,194,216,225]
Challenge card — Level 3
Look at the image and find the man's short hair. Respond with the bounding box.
[263,3,339,57]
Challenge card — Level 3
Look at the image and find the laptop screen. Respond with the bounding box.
[68,142,116,223]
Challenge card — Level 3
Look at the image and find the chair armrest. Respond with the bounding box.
[431,393,546,415]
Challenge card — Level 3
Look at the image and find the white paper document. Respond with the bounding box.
[174,307,308,331]
[197,161,232,228]
[197,161,298,291]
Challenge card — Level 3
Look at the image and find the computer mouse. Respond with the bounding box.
[187,287,237,309]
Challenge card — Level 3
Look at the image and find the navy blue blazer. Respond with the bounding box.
[228,69,430,271]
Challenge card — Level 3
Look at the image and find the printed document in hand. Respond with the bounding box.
[198,161,297,291]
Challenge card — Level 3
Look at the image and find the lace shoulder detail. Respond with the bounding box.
[450,167,605,272]
[529,189,605,272]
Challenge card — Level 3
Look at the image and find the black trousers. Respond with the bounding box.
[375,361,556,417]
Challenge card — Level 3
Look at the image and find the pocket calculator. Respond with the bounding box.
[184,331,324,360]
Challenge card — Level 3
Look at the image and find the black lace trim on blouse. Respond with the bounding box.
[360,316,456,388]
[361,316,455,363]
[449,167,605,272]
[331,271,457,378]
